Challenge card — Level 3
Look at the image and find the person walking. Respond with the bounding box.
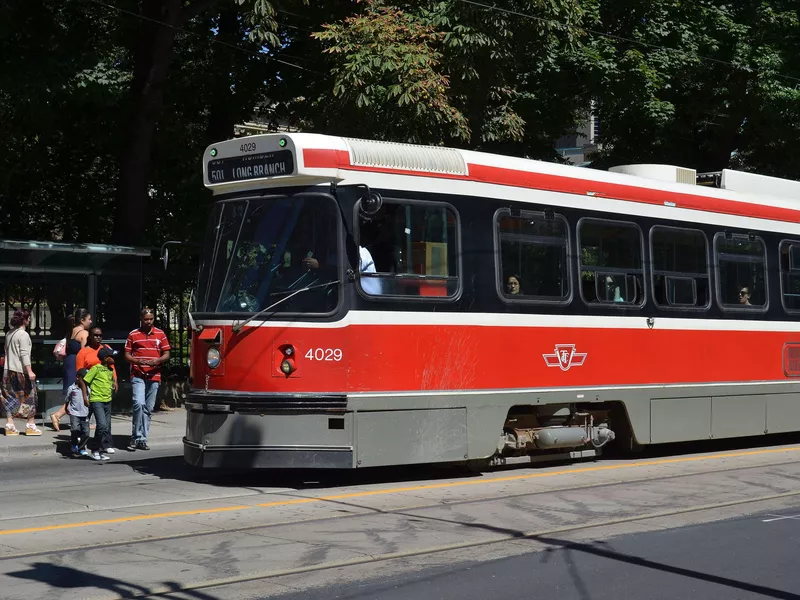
[51,308,91,431]
[125,307,170,451]
[76,327,118,390]
[2,309,42,436]
[67,368,91,457]
[85,348,116,461]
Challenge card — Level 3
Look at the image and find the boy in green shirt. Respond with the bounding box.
[84,348,116,461]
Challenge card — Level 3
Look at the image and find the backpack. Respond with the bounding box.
[53,337,67,360]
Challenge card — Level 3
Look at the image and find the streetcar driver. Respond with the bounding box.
[302,245,382,294]
[356,218,384,295]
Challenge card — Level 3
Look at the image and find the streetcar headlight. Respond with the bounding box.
[206,347,221,369]
[280,359,293,375]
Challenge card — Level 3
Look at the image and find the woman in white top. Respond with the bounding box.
[2,309,42,436]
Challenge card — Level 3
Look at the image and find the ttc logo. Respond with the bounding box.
[543,344,587,372]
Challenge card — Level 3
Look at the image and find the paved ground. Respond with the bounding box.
[2,434,800,599]
[272,512,800,600]
[0,409,187,460]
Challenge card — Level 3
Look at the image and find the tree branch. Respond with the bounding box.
[178,0,222,26]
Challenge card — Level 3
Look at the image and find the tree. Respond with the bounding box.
[286,0,594,158]
[586,1,800,176]
[0,0,126,242]
[311,3,468,144]
[111,0,281,246]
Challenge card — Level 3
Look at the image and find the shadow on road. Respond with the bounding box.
[109,428,800,492]
[7,562,219,599]
[115,453,483,491]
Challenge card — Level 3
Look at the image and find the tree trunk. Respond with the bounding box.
[205,7,240,144]
[112,0,183,246]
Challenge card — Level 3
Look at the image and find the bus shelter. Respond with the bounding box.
[0,239,152,417]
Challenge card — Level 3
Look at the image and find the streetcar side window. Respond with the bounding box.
[650,226,710,310]
[578,218,645,307]
[355,199,459,299]
[779,240,800,313]
[714,234,767,309]
[494,209,571,304]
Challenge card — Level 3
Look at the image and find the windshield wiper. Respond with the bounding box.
[231,280,340,333]
[187,289,199,332]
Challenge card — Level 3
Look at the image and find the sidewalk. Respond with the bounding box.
[0,408,187,460]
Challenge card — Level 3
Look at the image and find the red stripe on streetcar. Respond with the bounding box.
[194,324,796,394]
[303,148,351,169]
[468,163,800,224]
[301,147,800,225]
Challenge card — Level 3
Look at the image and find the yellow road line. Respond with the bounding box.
[2,445,799,536]
[119,489,800,600]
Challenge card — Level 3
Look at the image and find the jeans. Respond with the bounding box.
[70,415,90,450]
[90,402,113,451]
[131,377,159,443]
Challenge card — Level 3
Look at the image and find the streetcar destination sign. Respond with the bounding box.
[207,150,294,183]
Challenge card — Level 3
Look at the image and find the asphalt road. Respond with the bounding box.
[271,510,800,600]
[2,441,800,600]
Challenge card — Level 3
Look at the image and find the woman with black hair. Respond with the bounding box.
[50,308,91,431]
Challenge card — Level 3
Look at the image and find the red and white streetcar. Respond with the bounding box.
[183,133,800,470]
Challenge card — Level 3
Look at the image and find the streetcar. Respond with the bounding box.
[182,132,800,470]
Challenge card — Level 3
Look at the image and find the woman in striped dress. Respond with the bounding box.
[2,309,42,436]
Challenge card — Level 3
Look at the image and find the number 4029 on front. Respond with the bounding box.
[305,348,343,362]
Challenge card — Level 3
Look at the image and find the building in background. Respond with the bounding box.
[554,108,600,166]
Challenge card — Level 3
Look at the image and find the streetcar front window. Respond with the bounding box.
[196,194,340,314]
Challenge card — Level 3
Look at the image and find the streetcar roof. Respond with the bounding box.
[202,133,800,226]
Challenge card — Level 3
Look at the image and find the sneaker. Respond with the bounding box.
[91,452,110,461]
[79,449,89,457]
[137,441,150,451]
[105,447,116,454]
[71,445,80,455]
[127,440,138,452]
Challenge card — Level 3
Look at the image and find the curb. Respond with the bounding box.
[0,434,186,460]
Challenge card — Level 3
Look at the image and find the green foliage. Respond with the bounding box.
[1,0,800,250]
[312,2,468,143]
[295,0,593,153]
[585,1,800,174]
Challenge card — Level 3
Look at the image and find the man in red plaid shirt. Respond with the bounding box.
[125,307,170,451]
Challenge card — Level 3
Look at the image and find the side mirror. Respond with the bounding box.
[361,191,383,215]
[160,241,189,271]
[351,184,383,217]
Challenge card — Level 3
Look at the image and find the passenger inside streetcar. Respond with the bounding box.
[606,275,625,302]
[739,286,752,305]
[506,275,521,295]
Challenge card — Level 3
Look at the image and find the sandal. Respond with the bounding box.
[5,424,19,436]
[25,424,42,436]
[50,413,60,431]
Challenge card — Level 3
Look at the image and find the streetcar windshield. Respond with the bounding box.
[196,194,340,314]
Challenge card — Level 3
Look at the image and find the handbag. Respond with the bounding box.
[53,337,67,360]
